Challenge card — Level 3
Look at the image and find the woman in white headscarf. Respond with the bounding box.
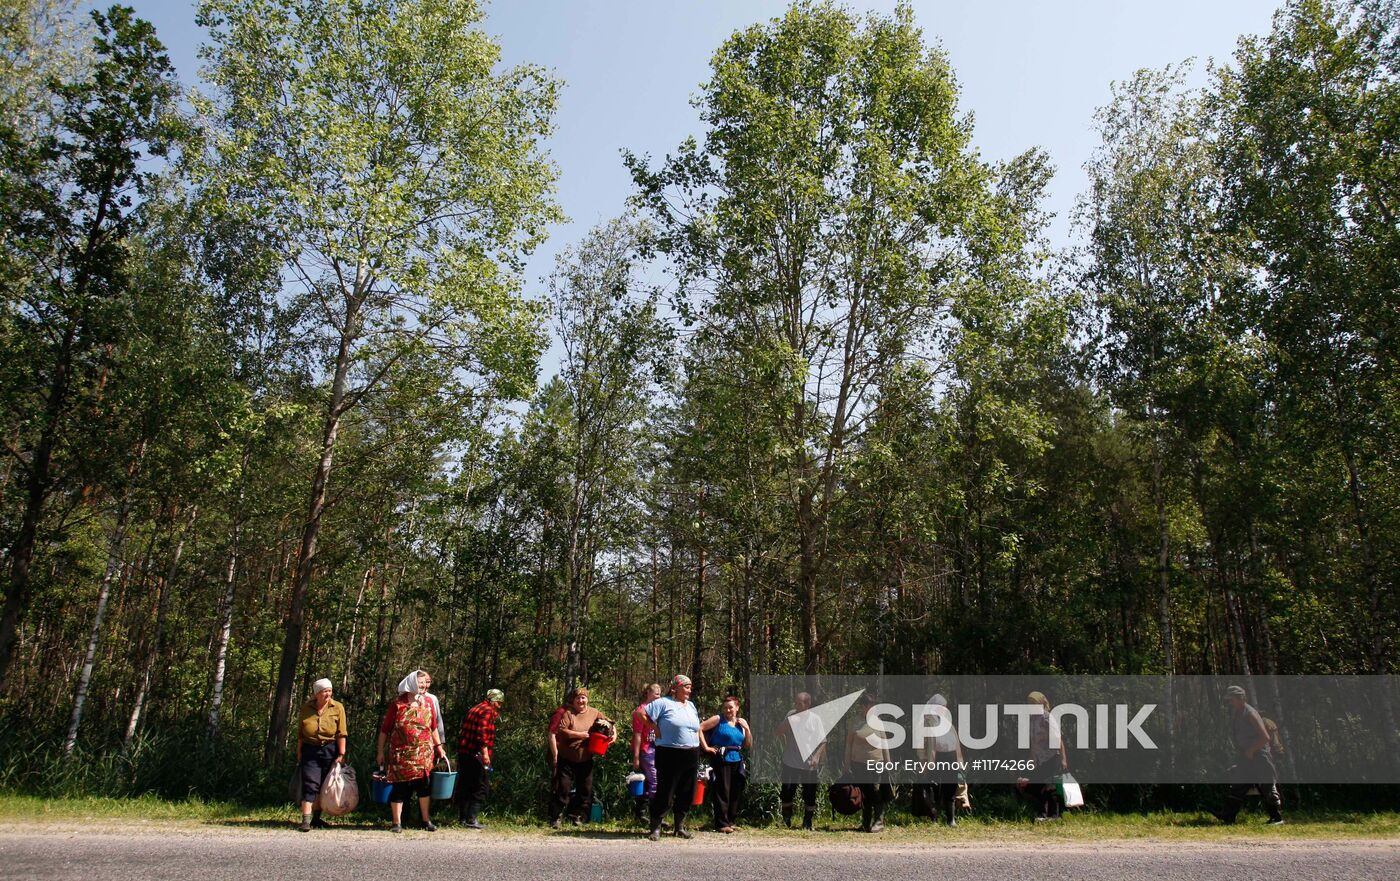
[295,678,347,831]
[376,670,448,832]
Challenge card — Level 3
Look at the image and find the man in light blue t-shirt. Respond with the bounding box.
[643,674,701,840]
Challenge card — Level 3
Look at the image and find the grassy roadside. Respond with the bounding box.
[2,794,1398,840]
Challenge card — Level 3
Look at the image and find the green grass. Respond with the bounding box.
[1,793,1397,840]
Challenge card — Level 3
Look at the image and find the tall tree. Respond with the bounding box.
[1214,0,1399,674]
[196,0,559,762]
[0,4,183,688]
[630,1,1052,673]
[547,218,670,691]
[1081,65,1236,677]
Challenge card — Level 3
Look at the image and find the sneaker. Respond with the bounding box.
[462,818,484,830]
[1208,810,1237,826]
[297,818,311,833]
[570,816,583,827]
[310,817,329,829]
[423,821,437,832]
[390,824,402,834]
[1267,817,1285,826]
[549,818,562,829]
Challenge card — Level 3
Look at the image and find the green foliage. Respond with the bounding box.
[0,0,1396,815]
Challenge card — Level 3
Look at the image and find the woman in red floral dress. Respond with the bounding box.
[376,670,448,832]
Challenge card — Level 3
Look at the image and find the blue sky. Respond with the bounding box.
[124,0,1282,351]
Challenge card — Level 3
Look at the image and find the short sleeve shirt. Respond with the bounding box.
[781,708,827,768]
[646,697,700,749]
[632,705,656,752]
[379,695,439,737]
[298,698,347,747]
[1232,704,1268,754]
[551,706,603,763]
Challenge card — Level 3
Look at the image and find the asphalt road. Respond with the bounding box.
[2,828,1398,881]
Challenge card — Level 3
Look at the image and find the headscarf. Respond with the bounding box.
[671,674,692,687]
[486,688,505,703]
[311,678,333,694]
[397,670,423,695]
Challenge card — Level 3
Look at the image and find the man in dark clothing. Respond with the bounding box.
[1212,685,1284,825]
[456,688,503,829]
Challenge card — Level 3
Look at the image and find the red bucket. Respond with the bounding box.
[691,778,706,806]
[586,731,610,756]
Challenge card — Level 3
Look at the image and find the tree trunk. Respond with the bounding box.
[341,566,372,692]
[125,504,196,748]
[64,467,138,755]
[264,300,358,765]
[691,543,706,692]
[798,484,820,676]
[0,321,78,688]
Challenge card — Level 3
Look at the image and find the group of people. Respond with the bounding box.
[556,674,753,839]
[293,674,1285,833]
[776,690,966,833]
[295,669,501,833]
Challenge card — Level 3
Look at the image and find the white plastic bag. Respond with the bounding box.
[1056,772,1084,809]
[318,763,360,816]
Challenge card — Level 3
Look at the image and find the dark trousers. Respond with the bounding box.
[389,774,430,803]
[650,746,699,828]
[1225,752,1283,819]
[298,741,338,803]
[710,760,745,828]
[779,781,819,807]
[857,782,893,809]
[550,757,594,821]
[912,780,954,818]
[457,751,490,814]
[1030,758,1060,818]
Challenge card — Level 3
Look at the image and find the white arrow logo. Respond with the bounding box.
[787,689,866,762]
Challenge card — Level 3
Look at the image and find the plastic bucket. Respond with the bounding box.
[371,777,393,804]
[589,800,604,823]
[431,757,457,800]
[691,778,706,806]
[627,774,646,797]
[586,731,610,756]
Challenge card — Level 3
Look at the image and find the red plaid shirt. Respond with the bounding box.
[457,700,499,754]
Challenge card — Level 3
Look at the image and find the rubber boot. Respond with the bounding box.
[781,801,794,828]
[802,805,816,831]
[632,797,646,824]
[461,801,483,830]
[869,794,887,833]
[861,800,873,833]
[673,813,693,839]
[1211,796,1243,825]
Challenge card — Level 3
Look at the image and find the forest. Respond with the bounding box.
[0,0,1395,809]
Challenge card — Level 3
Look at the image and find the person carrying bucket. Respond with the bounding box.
[376,670,449,833]
[644,674,702,841]
[456,688,504,829]
[547,686,614,828]
[630,683,662,823]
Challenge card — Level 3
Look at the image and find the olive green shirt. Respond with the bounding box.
[298,698,347,747]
